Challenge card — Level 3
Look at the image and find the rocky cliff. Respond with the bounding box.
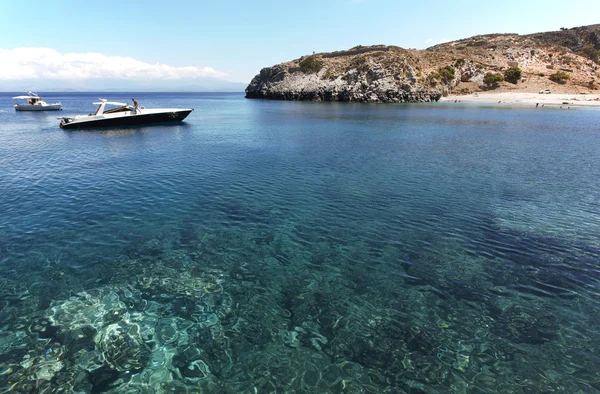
[246,25,600,102]
[245,46,444,103]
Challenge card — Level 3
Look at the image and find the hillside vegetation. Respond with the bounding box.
[246,24,600,102]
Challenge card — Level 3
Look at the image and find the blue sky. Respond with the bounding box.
[0,0,598,89]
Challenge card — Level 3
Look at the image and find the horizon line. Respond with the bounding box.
[0,90,246,93]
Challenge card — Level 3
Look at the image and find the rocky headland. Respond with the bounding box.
[245,24,600,103]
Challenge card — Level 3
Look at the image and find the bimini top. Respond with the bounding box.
[13,91,42,99]
[93,98,128,106]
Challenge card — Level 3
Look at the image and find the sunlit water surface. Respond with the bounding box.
[1,92,599,393]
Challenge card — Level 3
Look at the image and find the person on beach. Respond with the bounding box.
[536,103,539,108]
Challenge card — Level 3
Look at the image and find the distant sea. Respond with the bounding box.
[1,92,599,393]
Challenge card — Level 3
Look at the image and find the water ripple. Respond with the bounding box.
[1,93,600,392]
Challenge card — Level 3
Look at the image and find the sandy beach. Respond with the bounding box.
[441,92,600,108]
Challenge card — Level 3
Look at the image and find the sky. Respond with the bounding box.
[0,0,598,90]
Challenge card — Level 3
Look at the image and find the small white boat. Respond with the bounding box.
[13,92,62,111]
[59,98,193,129]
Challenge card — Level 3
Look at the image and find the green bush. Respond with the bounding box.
[300,55,324,74]
[504,66,522,84]
[581,45,600,63]
[322,70,335,80]
[438,66,456,83]
[349,56,369,72]
[454,58,466,68]
[427,72,441,86]
[483,72,504,88]
[549,71,570,84]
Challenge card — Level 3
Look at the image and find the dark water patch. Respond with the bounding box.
[469,217,600,297]
[490,309,559,345]
[88,365,121,394]
[219,202,274,226]
[124,242,164,261]
[177,219,199,247]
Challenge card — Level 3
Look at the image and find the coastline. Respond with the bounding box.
[440,92,600,108]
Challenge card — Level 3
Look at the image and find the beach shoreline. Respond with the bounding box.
[440,92,600,108]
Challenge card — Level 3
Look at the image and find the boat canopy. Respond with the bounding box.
[13,92,41,99]
[13,95,39,99]
[93,99,128,106]
[93,102,128,106]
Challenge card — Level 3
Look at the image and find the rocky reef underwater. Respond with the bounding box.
[1,210,599,393]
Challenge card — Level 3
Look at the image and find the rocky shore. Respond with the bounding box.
[245,47,449,103]
[245,59,444,103]
[246,25,600,103]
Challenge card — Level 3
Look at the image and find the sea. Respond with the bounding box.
[0,92,599,393]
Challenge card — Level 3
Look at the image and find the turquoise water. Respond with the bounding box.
[1,92,599,393]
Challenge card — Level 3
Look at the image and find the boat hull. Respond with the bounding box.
[60,109,193,129]
[15,104,62,111]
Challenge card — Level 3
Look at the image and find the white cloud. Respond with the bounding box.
[0,47,228,81]
[425,38,433,44]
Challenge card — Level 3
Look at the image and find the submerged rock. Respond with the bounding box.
[97,321,151,372]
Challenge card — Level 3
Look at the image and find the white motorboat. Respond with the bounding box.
[59,98,193,130]
[13,92,62,111]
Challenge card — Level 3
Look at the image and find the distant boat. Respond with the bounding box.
[13,92,62,111]
[59,98,193,130]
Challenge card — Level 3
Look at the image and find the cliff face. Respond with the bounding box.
[245,46,446,103]
[246,25,600,102]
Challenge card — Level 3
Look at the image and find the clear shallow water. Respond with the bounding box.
[0,92,599,393]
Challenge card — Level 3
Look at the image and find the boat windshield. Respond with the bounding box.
[93,100,128,115]
[103,105,131,114]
